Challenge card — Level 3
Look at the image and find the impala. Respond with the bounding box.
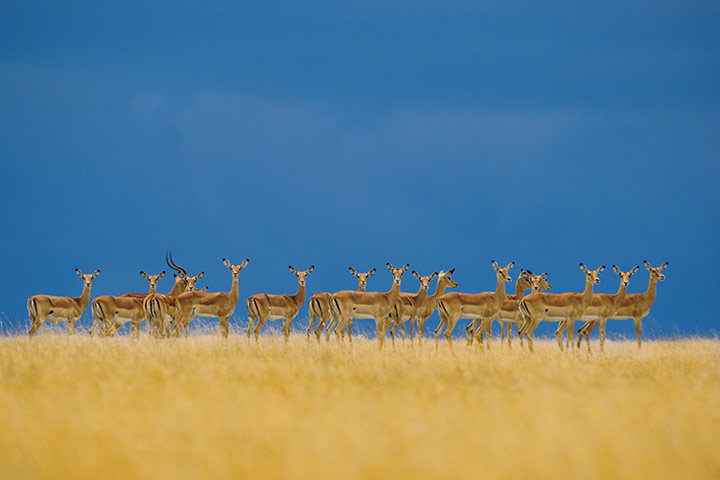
[434,261,514,349]
[143,253,193,338]
[28,269,100,337]
[410,269,457,343]
[518,264,604,351]
[474,270,552,347]
[306,267,375,342]
[171,258,250,339]
[89,270,167,338]
[247,265,313,342]
[387,271,437,347]
[578,261,667,349]
[328,263,409,350]
[561,265,639,351]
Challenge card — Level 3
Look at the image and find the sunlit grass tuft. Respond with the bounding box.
[0,334,718,479]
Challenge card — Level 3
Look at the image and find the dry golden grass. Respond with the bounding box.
[0,332,718,479]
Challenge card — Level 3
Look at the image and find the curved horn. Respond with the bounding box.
[166,251,187,278]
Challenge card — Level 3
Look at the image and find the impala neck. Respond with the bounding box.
[149,284,157,294]
[292,282,306,307]
[513,278,526,298]
[387,281,401,305]
[78,283,92,310]
[229,275,240,303]
[643,275,658,306]
[493,274,507,309]
[429,279,450,303]
[614,281,628,306]
[581,276,594,308]
[168,279,186,296]
[358,281,366,292]
[414,285,428,304]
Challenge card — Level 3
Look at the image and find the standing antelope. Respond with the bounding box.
[476,270,552,347]
[171,258,250,339]
[90,270,167,338]
[329,263,409,350]
[434,261,514,349]
[247,265,313,342]
[578,261,667,349]
[387,271,437,347]
[306,267,375,342]
[410,269,458,344]
[28,269,100,337]
[518,264,604,351]
[556,265,638,352]
[143,253,193,338]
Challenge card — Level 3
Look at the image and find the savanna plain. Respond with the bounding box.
[1,332,718,480]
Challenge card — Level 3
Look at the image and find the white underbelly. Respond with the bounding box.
[543,315,566,322]
[112,315,134,326]
[461,313,482,320]
[195,313,217,318]
[267,314,286,321]
[45,314,68,323]
[351,313,377,320]
[609,315,633,321]
[579,315,602,321]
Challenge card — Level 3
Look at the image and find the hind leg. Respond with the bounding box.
[67,319,77,335]
[634,317,642,348]
[29,319,42,338]
[247,315,257,339]
[219,315,230,339]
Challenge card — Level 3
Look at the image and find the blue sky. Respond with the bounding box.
[1,2,718,338]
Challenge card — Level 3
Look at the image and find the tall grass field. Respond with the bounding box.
[1,333,718,479]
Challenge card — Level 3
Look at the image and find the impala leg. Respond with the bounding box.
[418,316,428,345]
[219,315,230,339]
[634,317,642,349]
[29,319,41,338]
[599,318,608,352]
[508,322,514,347]
[556,321,567,348]
[253,315,266,343]
[68,319,76,335]
[567,318,576,350]
[247,314,256,339]
[375,317,386,350]
[444,317,457,349]
[285,316,295,342]
[389,321,397,349]
[465,321,476,346]
[485,320,492,349]
[346,320,353,343]
[409,317,415,342]
[401,321,406,343]
[314,318,325,342]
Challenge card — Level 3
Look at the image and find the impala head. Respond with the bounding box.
[76,269,100,287]
[437,269,458,288]
[349,267,376,290]
[412,271,438,292]
[386,262,409,286]
[492,260,514,283]
[517,269,535,290]
[185,271,205,291]
[644,260,668,281]
[173,274,189,290]
[289,265,314,286]
[613,265,639,287]
[140,270,166,291]
[579,263,604,284]
[532,272,552,292]
[223,258,250,279]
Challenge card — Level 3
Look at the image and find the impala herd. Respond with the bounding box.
[26,254,668,351]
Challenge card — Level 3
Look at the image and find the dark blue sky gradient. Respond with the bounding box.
[1,2,718,337]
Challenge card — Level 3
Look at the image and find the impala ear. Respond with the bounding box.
[579,263,587,273]
[507,261,514,270]
[197,271,204,279]
[92,270,100,277]
[542,272,548,278]
[412,270,420,279]
[402,264,409,272]
[307,265,314,273]
[223,258,231,268]
[368,268,376,276]
[630,266,639,275]
[644,260,651,270]
[448,268,455,275]
[158,270,166,278]
[660,262,668,270]
[141,271,149,279]
[349,267,358,276]
[598,265,605,272]
[76,269,83,277]
[613,265,620,275]
[240,259,250,268]
[289,266,297,274]
[492,260,499,269]
[386,262,393,270]
[430,272,438,280]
